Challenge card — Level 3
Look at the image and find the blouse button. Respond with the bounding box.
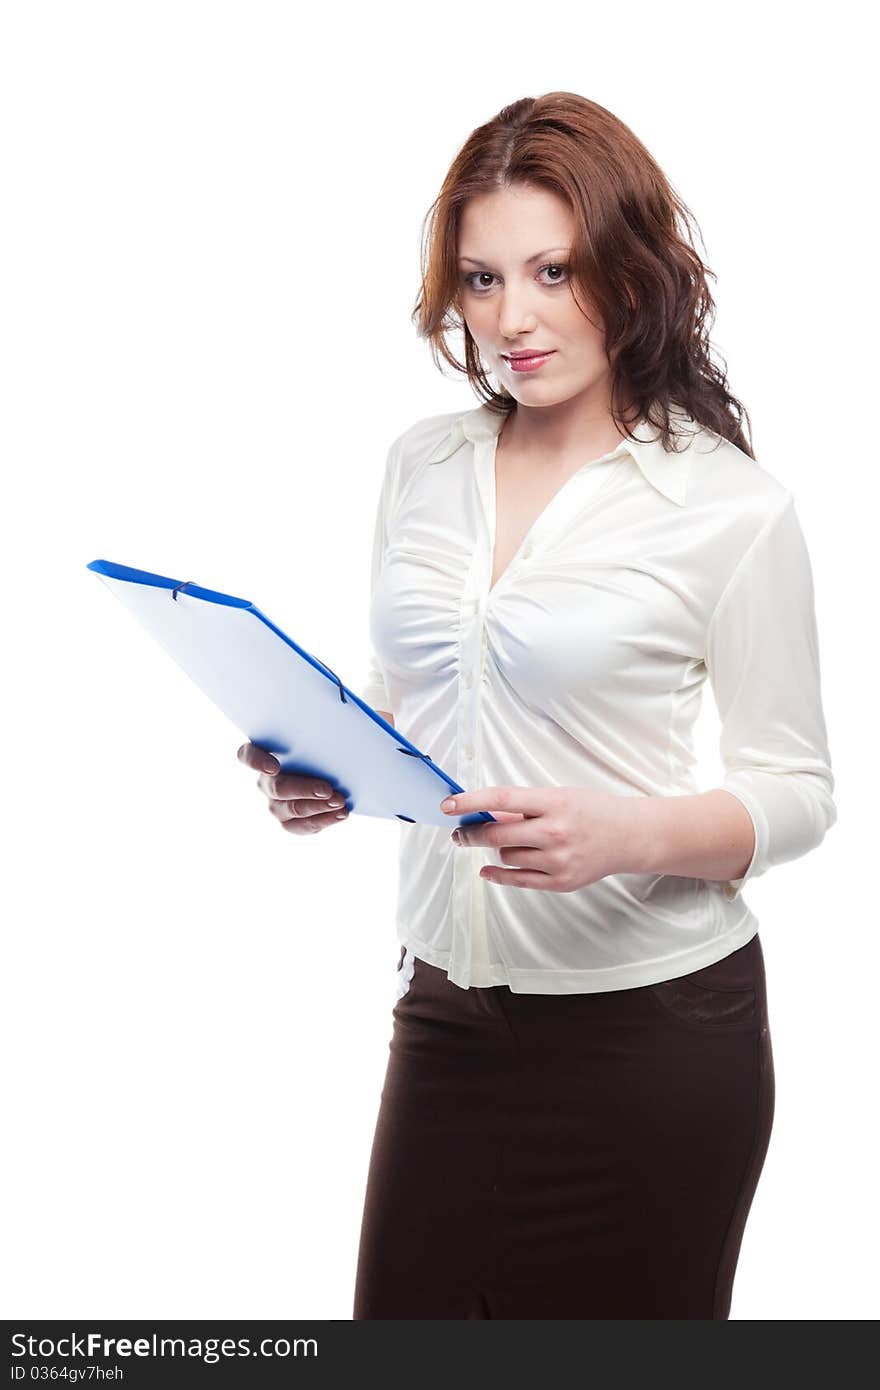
[463,672,473,688]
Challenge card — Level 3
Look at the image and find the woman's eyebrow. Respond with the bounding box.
[458,246,569,267]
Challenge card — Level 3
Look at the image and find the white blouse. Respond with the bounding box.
[361,402,837,993]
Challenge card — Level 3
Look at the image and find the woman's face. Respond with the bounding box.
[456,182,613,408]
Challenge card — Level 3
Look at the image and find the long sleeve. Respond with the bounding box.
[704,491,837,901]
[359,439,397,713]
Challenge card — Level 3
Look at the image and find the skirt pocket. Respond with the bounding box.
[645,936,761,1031]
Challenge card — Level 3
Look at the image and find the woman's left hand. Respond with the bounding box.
[440,785,645,892]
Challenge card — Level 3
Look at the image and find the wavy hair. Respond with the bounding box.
[412,92,754,459]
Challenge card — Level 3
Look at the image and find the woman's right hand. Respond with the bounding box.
[236,742,350,835]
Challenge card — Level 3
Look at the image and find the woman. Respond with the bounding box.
[241,93,837,1318]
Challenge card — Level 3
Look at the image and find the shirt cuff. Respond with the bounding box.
[713,786,764,902]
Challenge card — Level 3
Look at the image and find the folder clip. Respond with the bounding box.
[312,657,348,703]
[324,664,348,703]
[169,577,350,706]
[397,746,435,766]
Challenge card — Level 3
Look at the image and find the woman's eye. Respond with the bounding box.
[462,271,497,292]
[538,262,570,286]
[462,263,570,294]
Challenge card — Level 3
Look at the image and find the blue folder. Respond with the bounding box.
[87,559,496,830]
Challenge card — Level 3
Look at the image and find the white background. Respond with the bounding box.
[2,0,875,1321]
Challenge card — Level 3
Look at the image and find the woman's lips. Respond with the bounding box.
[504,351,555,373]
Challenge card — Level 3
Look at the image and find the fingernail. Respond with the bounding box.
[313,784,332,797]
[441,797,456,811]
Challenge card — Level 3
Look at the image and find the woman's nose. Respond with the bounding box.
[498,299,537,338]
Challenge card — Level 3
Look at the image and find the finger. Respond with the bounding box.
[268,795,347,823]
[479,864,557,889]
[447,811,526,834]
[264,773,336,802]
[454,821,544,850]
[263,773,337,802]
[440,787,532,816]
[495,846,547,869]
[279,805,351,835]
[237,742,280,775]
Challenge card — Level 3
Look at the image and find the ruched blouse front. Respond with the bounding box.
[361,402,836,992]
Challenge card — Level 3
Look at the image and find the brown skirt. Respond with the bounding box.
[353,932,774,1319]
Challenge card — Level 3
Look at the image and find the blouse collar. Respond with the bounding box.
[427,401,720,507]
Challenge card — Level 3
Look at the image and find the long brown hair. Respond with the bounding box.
[413,92,755,459]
